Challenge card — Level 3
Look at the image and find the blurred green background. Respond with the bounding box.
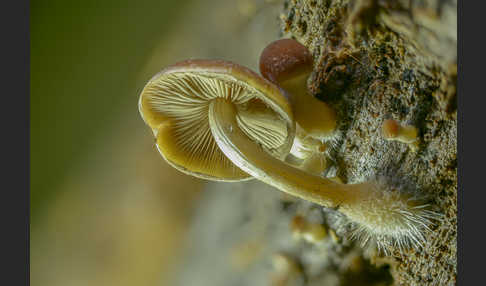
[31,0,283,285]
[31,0,190,220]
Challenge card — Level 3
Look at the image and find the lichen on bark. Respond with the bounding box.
[279,0,457,285]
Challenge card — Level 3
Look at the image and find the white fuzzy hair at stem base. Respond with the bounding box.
[338,177,442,255]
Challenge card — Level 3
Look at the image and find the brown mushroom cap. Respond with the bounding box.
[259,38,313,84]
[382,119,400,139]
[139,59,295,181]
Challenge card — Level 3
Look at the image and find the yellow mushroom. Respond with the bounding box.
[139,59,295,181]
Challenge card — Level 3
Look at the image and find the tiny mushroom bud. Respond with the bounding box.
[382,119,419,150]
[140,59,437,253]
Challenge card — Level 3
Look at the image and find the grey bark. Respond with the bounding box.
[278,0,457,285]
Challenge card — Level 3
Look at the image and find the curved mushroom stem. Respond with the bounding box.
[209,98,436,248]
[210,98,369,207]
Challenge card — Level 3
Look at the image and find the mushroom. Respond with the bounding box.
[139,59,436,251]
[259,38,336,174]
[139,59,295,181]
[259,38,337,141]
[382,119,419,151]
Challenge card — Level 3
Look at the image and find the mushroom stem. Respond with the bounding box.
[210,98,365,207]
[281,73,337,141]
[209,98,436,248]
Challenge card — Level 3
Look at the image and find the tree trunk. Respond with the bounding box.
[173,1,457,285]
[279,0,457,285]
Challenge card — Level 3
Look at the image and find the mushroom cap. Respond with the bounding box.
[382,119,400,139]
[259,38,313,84]
[139,59,295,181]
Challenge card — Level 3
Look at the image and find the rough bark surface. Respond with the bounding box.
[279,0,457,285]
[173,1,456,286]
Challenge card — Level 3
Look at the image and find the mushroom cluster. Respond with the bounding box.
[138,39,437,251]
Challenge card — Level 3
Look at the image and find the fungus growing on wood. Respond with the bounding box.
[259,38,337,141]
[140,59,437,252]
[139,59,295,181]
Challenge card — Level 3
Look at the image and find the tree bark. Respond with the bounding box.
[279,0,457,285]
[172,1,456,285]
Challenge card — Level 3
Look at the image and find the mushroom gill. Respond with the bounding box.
[142,71,288,181]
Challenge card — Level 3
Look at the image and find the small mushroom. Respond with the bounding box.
[140,59,436,251]
[382,119,419,151]
[259,38,337,142]
[259,38,336,175]
[139,59,295,181]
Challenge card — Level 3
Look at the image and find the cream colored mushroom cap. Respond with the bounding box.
[139,59,295,181]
